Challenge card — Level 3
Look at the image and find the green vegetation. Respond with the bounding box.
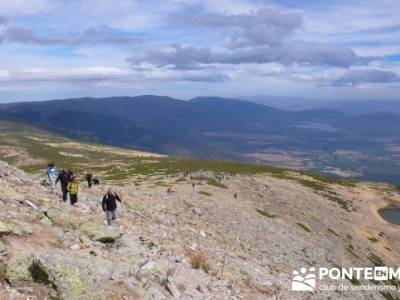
[367,236,379,243]
[0,120,361,191]
[346,275,361,286]
[327,228,340,237]
[298,171,356,187]
[367,253,384,266]
[380,292,400,300]
[206,178,228,189]
[296,222,312,233]
[272,172,353,210]
[294,178,331,192]
[153,181,168,187]
[330,262,360,285]
[346,244,360,259]
[198,191,212,196]
[256,208,277,218]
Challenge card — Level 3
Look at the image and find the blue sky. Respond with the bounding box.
[0,0,399,102]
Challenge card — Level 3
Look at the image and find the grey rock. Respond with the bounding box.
[166,277,181,299]
[80,222,123,243]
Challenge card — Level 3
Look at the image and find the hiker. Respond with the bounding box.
[102,188,122,225]
[47,162,57,193]
[86,173,93,188]
[67,176,79,205]
[93,177,100,185]
[56,168,73,202]
[192,182,196,191]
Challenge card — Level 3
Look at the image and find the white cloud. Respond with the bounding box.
[0,0,399,101]
[0,0,59,17]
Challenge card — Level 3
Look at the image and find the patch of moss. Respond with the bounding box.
[198,191,212,196]
[256,208,277,218]
[367,253,384,266]
[346,275,361,286]
[367,236,379,243]
[296,222,311,233]
[346,244,360,259]
[327,228,340,237]
[330,262,360,285]
[380,292,400,300]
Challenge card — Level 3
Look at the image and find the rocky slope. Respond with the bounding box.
[1,156,400,299]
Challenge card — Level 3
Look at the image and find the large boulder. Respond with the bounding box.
[6,251,134,300]
[6,255,35,286]
[80,222,123,243]
[46,208,80,229]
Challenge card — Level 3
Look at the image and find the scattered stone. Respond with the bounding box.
[24,200,38,210]
[0,221,13,237]
[69,243,80,250]
[17,287,34,294]
[166,277,181,299]
[192,207,202,216]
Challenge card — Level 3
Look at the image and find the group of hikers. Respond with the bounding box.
[46,162,121,225]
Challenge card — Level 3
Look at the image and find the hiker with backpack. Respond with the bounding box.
[67,176,79,205]
[47,162,57,194]
[102,188,122,225]
[56,168,73,202]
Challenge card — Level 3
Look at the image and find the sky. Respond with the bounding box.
[0,0,399,102]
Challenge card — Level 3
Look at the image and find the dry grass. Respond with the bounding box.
[186,250,210,273]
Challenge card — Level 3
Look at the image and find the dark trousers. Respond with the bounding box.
[61,184,68,201]
[70,194,78,205]
[87,179,92,188]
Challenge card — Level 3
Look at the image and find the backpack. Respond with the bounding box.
[48,167,57,178]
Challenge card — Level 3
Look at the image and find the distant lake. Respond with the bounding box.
[379,208,400,225]
[294,122,338,132]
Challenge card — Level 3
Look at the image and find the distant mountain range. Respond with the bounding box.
[241,95,400,115]
[1,95,400,183]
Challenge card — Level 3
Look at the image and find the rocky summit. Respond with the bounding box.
[0,153,400,299]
